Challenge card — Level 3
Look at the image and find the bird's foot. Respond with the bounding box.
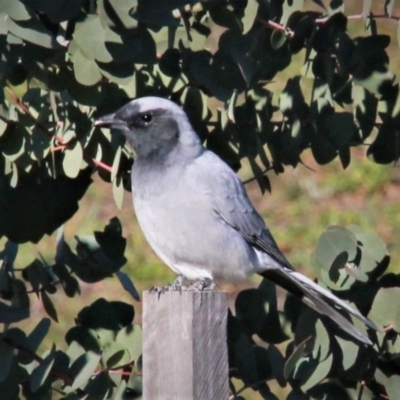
[149,275,185,297]
[149,276,216,295]
[184,278,216,291]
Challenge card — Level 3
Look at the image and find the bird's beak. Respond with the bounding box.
[93,113,125,129]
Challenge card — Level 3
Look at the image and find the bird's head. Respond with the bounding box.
[93,97,200,160]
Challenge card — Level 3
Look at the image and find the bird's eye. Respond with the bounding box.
[140,113,153,124]
[131,112,154,128]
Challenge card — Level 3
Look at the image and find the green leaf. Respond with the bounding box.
[26,318,51,353]
[97,60,135,86]
[268,345,286,387]
[85,370,113,399]
[22,0,83,23]
[353,85,378,140]
[11,279,29,310]
[63,142,83,179]
[248,158,267,194]
[329,0,344,14]
[227,90,238,123]
[311,132,337,165]
[362,0,372,20]
[113,380,127,400]
[236,280,288,343]
[0,267,12,297]
[281,0,305,25]
[65,327,101,352]
[72,48,102,86]
[104,26,156,64]
[111,145,122,182]
[99,0,138,29]
[314,226,358,272]
[72,15,112,63]
[112,176,124,210]
[159,48,181,77]
[1,0,31,20]
[74,231,126,282]
[41,291,58,322]
[70,351,101,390]
[0,301,29,323]
[284,337,311,379]
[301,353,333,391]
[324,112,356,148]
[1,125,26,163]
[385,0,395,17]
[312,320,331,362]
[0,169,92,243]
[24,259,50,295]
[116,325,142,364]
[7,16,59,49]
[77,299,134,330]
[0,118,8,137]
[385,375,400,400]
[2,328,26,350]
[0,356,19,398]
[9,164,18,188]
[367,120,400,164]
[94,217,127,261]
[0,340,14,382]
[102,342,129,369]
[116,271,140,301]
[63,276,81,298]
[287,389,308,400]
[369,287,400,331]
[355,232,387,273]
[66,340,86,362]
[271,30,287,50]
[336,337,358,371]
[354,69,393,96]
[30,345,56,392]
[235,288,268,335]
[209,4,242,32]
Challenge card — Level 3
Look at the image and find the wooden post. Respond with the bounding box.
[142,291,229,400]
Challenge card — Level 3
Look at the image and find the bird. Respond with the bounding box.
[94,96,376,345]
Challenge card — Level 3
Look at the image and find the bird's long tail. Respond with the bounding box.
[259,268,377,345]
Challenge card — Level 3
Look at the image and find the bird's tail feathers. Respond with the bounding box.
[259,268,376,345]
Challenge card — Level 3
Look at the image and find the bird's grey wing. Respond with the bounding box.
[211,168,293,270]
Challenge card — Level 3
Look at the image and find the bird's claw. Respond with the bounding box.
[185,278,216,291]
[149,276,216,297]
[149,275,185,298]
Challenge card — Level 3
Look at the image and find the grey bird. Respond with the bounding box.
[94,96,377,345]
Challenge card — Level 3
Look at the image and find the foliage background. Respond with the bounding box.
[1,0,400,399]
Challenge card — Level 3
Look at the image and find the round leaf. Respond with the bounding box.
[368,288,400,331]
[314,226,358,271]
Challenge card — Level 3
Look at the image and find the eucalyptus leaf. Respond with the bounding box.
[314,226,357,272]
[368,287,400,331]
[7,17,59,49]
[0,301,29,323]
[30,345,55,392]
[72,48,102,86]
[70,351,101,390]
[72,16,112,63]
[41,291,58,322]
[284,337,311,379]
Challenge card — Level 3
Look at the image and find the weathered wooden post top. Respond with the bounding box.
[142,291,229,400]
